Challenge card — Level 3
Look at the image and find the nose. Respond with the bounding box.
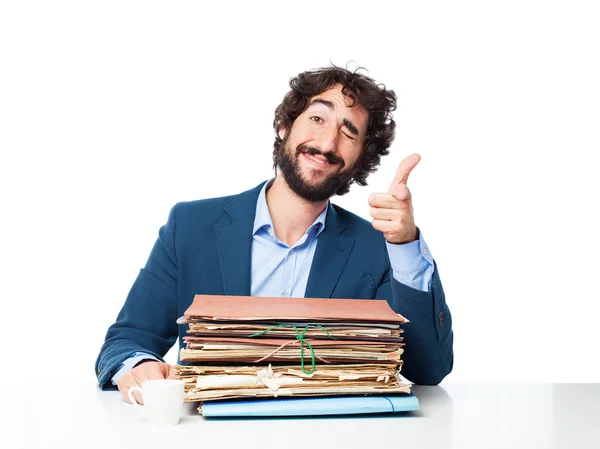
[313,124,339,154]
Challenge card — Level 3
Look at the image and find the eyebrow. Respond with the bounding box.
[309,99,360,136]
[311,98,335,110]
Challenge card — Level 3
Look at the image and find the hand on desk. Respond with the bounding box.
[116,361,175,404]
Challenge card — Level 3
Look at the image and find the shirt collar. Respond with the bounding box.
[253,179,328,238]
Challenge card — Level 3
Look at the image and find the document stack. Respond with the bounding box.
[175,294,416,416]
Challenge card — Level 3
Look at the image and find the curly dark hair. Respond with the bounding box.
[273,65,397,195]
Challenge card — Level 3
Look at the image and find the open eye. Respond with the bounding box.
[310,116,324,124]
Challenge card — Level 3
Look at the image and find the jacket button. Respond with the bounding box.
[438,311,445,326]
[97,369,102,375]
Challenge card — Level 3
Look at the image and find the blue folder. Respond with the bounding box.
[201,394,419,417]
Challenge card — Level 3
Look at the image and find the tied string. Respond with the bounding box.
[248,324,337,375]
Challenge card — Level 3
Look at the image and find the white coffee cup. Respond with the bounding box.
[128,379,185,426]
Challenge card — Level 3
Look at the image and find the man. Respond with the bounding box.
[95,66,454,403]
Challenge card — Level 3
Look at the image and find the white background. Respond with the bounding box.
[1,1,598,384]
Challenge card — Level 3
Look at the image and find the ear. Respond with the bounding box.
[278,126,287,140]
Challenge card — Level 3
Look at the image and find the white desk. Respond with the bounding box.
[1,383,598,449]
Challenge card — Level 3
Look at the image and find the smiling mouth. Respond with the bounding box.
[300,149,340,167]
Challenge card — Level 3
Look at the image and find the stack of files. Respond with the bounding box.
[175,294,414,415]
[180,337,404,364]
[177,363,410,401]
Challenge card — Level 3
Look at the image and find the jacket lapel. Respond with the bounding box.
[214,182,266,296]
[304,203,355,298]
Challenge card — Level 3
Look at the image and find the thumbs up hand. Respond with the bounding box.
[369,153,421,244]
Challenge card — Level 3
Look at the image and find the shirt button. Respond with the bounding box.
[422,247,429,256]
[289,248,295,255]
[438,311,445,326]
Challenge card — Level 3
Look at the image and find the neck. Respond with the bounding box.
[265,176,328,246]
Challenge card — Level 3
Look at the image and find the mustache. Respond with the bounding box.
[297,145,345,166]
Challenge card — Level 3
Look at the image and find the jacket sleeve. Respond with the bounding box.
[94,206,180,390]
[376,261,453,385]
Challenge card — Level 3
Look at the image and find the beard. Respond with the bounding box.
[276,137,355,203]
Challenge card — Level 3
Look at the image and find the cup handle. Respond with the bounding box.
[127,386,146,413]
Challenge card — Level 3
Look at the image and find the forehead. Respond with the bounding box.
[309,84,369,125]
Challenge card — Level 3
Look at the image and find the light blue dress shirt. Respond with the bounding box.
[111,180,434,384]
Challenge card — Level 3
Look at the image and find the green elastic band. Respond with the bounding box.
[248,324,337,374]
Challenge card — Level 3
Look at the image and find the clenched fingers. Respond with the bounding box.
[369,189,412,209]
[116,370,144,404]
[369,207,403,221]
[371,219,400,233]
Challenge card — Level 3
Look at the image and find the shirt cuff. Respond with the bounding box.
[110,352,161,385]
[386,229,434,292]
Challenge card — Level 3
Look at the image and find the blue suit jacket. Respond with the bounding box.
[95,182,453,388]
